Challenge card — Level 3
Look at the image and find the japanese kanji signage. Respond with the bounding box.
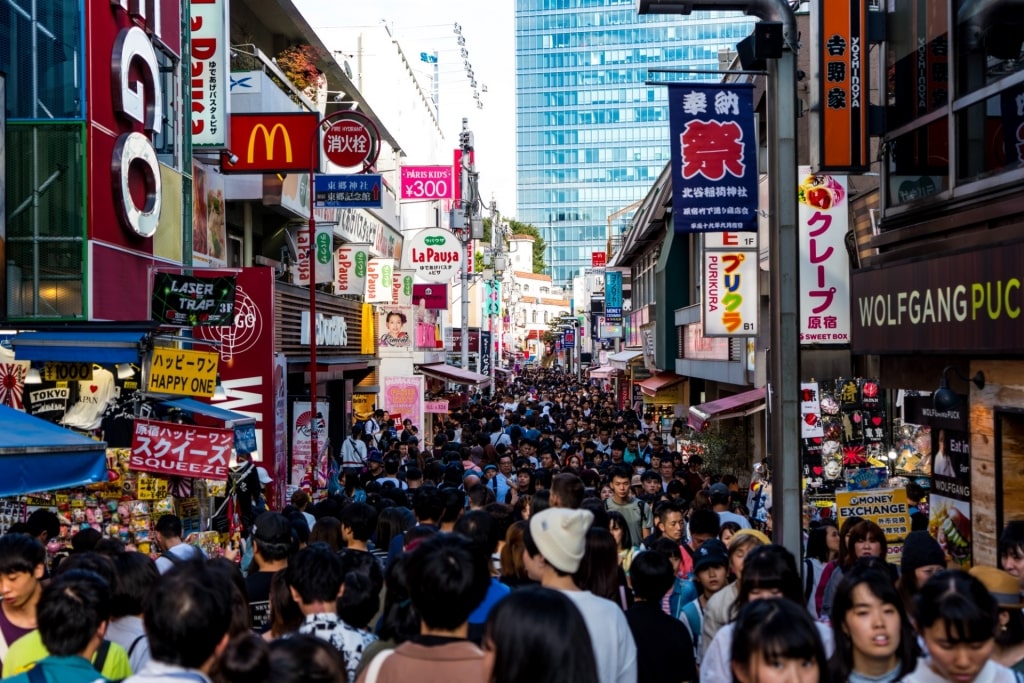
[221,113,319,173]
[592,251,607,268]
[668,83,758,233]
[606,270,623,324]
[152,273,236,327]
[401,165,454,200]
[407,228,463,284]
[314,175,383,209]
[147,348,219,397]
[702,247,758,337]
[130,419,233,480]
[813,0,869,172]
[190,0,227,148]
[322,113,381,169]
[798,169,850,344]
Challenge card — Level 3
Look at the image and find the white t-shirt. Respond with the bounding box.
[341,436,367,467]
[902,657,1018,683]
[702,618,834,683]
[154,543,206,574]
[62,367,116,430]
[561,589,638,683]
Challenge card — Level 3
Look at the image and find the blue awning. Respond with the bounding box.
[158,398,256,428]
[11,331,146,364]
[0,405,108,496]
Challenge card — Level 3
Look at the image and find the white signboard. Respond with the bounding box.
[335,243,370,296]
[798,168,851,344]
[190,0,228,147]
[407,228,463,283]
[702,250,758,337]
[391,269,415,306]
[365,258,394,303]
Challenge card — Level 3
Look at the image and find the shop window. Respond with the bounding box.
[995,408,1024,537]
[884,116,950,208]
[885,2,949,131]
[956,0,1024,96]
[956,86,1024,183]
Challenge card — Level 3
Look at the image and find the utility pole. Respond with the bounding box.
[459,118,477,374]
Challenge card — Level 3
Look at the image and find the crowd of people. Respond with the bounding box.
[1,367,1024,683]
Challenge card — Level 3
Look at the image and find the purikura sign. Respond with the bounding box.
[408,228,463,283]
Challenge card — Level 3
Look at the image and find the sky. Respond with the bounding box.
[294,1,519,215]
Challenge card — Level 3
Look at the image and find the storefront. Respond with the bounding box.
[637,371,687,409]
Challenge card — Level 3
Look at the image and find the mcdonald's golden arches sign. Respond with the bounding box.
[221,113,320,173]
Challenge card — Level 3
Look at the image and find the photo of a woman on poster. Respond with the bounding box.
[379,310,411,348]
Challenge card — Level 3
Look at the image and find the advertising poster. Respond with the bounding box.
[378,306,414,354]
[383,375,424,434]
[798,168,850,344]
[291,400,328,487]
[192,160,227,267]
[836,488,911,564]
[930,427,972,569]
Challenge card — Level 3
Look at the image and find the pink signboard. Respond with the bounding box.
[400,165,455,200]
[383,376,425,432]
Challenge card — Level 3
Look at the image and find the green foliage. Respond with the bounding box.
[686,423,752,478]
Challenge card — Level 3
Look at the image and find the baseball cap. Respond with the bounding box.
[709,482,731,498]
[367,450,383,463]
[693,538,729,573]
[252,512,292,545]
[631,474,643,487]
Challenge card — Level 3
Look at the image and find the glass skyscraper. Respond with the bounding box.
[515,0,754,287]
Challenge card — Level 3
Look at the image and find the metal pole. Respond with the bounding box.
[768,48,801,559]
[460,118,472,373]
[307,125,318,493]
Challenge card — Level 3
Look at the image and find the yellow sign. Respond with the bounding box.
[835,487,910,542]
[249,123,291,163]
[137,477,170,501]
[148,348,218,397]
[43,362,92,382]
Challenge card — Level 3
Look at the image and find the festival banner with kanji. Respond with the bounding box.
[130,419,233,480]
[798,168,851,344]
[668,83,758,233]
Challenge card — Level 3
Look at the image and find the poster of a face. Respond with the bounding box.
[378,306,413,352]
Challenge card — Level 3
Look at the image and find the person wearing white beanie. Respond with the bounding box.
[524,508,638,683]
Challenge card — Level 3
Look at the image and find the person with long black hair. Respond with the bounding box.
[482,586,598,683]
[730,598,828,683]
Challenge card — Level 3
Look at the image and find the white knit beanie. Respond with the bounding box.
[529,507,594,574]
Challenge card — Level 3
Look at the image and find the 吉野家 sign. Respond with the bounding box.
[314,175,383,209]
[221,113,320,173]
[147,348,219,397]
[668,83,759,233]
[130,419,233,480]
[152,273,237,326]
[401,165,454,200]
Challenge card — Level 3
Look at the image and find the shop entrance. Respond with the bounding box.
[995,407,1024,535]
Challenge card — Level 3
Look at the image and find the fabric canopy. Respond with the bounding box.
[638,372,686,397]
[589,366,621,379]
[158,398,256,428]
[11,331,147,364]
[415,363,491,387]
[608,350,643,363]
[0,405,108,496]
[688,387,766,431]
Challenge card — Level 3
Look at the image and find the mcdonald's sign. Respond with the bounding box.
[221,113,320,173]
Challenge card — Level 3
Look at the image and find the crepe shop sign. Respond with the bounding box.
[130,419,233,480]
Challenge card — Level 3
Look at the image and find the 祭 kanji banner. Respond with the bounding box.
[668,83,758,233]
[798,168,851,344]
[130,419,233,480]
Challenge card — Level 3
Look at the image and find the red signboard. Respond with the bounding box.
[592,251,607,268]
[220,113,320,173]
[412,283,448,310]
[130,419,233,480]
[323,118,378,168]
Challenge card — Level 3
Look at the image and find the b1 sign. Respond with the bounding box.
[401,166,454,200]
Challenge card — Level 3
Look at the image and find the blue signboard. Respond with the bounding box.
[606,271,623,324]
[668,83,758,233]
[234,424,258,455]
[314,174,383,208]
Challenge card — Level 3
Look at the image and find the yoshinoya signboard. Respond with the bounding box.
[407,228,463,283]
[668,83,759,233]
[401,165,454,200]
[190,0,228,147]
[151,273,236,326]
[798,169,850,344]
[850,240,1024,354]
[130,419,233,480]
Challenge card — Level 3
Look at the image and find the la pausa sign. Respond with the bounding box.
[408,228,463,284]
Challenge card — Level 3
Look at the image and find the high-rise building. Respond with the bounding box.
[515,0,754,287]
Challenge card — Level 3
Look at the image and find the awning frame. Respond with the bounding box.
[688,387,767,431]
[415,363,492,387]
[158,398,257,428]
[638,372,686,397]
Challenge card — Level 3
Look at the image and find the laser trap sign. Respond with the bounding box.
[147,348,219,397]
[835,488,910,542]
[152,273,237,327]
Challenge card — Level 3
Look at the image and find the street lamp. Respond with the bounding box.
[637,0,801,559]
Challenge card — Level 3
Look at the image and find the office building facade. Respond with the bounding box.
[515,0,754,287]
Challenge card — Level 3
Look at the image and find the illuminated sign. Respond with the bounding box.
[798,169,850,344]
[702,237,759,337]
[221,113,319,173]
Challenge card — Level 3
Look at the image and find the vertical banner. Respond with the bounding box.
[812,0,869,171]
[378,305,414,354]
[800,381,825,439]
[606,270,623,324]
[703,232,759,337]
[480,331,492,377]
[291,400,328,487]
[1001,83,1024,166]
[190,0,228,147]
[271,353,288,509]
[335,243,370,296]
[365,258,394,303]
[668,83,758,233]
[484,280,501,317]
[391,269,415,306]
[192,160,227,267]
[383,376,425,434]
[798,168,850,344]
[930,426,973,569]
[294,224,334,285]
